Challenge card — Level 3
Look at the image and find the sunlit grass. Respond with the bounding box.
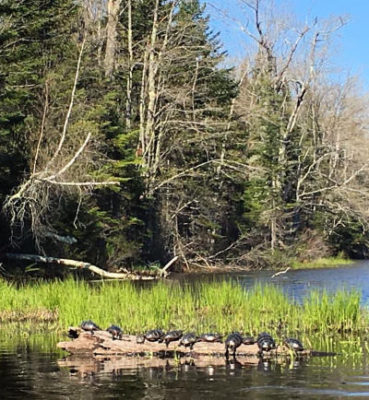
[292,257,353,269]
[0,278,367,336]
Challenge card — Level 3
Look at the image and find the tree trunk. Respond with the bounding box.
[143,0,160,178]
[125,0,133,130]
[104,0,122,78]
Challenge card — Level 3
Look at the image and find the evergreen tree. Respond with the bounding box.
[138,0,240,262]
[0,0,80,248]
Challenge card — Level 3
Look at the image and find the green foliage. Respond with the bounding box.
[0,0,78,196]
[0,0,367,272]
[0,279,367,336]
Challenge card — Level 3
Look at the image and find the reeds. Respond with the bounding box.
[0,278,367,336]
[292,257,353,269]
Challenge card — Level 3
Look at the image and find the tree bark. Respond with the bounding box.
[104,0,122,78]
[125,0,133,129]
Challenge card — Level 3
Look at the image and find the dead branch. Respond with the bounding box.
[46,38,86,170]
[2,35,119,248]
[159,255,179,277]
[5,253,156,280]
[44,132,92,181]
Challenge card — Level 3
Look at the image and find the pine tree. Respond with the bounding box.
[0,0,80,247]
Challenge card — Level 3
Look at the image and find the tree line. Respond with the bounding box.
[1,0,368,272]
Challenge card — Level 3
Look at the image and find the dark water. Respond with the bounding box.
[2,261,369,399]
[1,340,369,400]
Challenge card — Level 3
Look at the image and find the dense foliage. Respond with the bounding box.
[0,0,369,272]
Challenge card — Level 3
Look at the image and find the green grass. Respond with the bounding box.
[0,278,367,336]
[292,257,354,269]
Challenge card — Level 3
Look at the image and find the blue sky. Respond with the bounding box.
[203,0,369,89]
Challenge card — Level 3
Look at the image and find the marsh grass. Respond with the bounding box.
[292,257,353,269]
[0,279,367,336]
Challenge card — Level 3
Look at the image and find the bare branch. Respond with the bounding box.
[46,38,86,170]
[44,132,92,181]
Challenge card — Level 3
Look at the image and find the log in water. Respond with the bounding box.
[58,328,315,358]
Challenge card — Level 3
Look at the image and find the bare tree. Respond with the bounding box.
[210,0,369,262]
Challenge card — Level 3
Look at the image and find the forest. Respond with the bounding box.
[1,0,369,274]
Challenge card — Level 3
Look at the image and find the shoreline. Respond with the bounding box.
[167,257,356,275]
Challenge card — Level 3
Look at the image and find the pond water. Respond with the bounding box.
[175,260,369,304]
[1,261,369,399]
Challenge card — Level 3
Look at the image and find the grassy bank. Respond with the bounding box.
[291,257,354,269]
[0,279,367,336]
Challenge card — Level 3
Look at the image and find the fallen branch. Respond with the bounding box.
[159,255,179,277]
[5,253,156,280]
[271,267,291,278]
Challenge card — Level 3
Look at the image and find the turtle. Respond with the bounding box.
[225,332,243,357]
[257,334,276,352]
[198,333,223,343]
[179,333,198,350]
[80,320,101,335]
[284,338,304,352]
[163,330,183,348]
[136,334,145,344]
[107,325,123,340]
[242,336,255,345]
[144,329,164,342]
[257,332,272,341]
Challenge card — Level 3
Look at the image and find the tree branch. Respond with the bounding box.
[5,253,156,280]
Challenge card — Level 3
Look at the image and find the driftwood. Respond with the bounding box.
[5,253,178,280]
[271,267,291,278]
[58,328,314,358]
[159,256,179,277]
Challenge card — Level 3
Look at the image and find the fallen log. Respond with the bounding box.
[5,253,156,280]
[58,328,317,358]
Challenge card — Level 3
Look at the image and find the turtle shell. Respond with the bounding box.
[257,332,272,341]
[226,333,243,346]
[257,336,276,352]
[199,333,223,343]
[225,332,243,356]
[163,330,183,346]
[144,329,164,342]
[284,338,304,351]
[242,336,255,345]
[107,325,123,340]
[179,333,198,349]
[81,320,101,332]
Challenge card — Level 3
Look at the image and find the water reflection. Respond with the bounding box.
[54,352,369,399]
[1,336,369,400]
[2,259,369,399]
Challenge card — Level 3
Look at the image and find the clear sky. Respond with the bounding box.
[203,0,369,90]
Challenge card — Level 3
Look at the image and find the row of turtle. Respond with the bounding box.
[80,320,304,357]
